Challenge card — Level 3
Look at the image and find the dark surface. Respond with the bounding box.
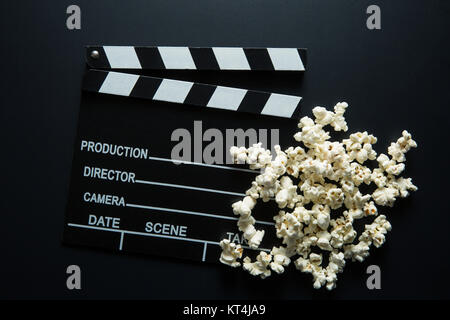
[1,0,449,299]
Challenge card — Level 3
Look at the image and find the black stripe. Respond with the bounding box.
[184,83,217,106]
[129,76,163,100]
[134,47,165,69]
[237,90,271,114]
[290,100,303,119]
[82,70,108,92]
[189,48,220,70]
[86,46,111,69]
[243,48,275,71]
[298,49,307,67]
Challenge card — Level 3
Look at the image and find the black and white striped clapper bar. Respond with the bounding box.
[84,46,307,119]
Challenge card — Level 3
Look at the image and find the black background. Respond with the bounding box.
[1,0,450,299]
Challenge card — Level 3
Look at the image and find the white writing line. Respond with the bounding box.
[135,179,246,197]
[119,232,124,250]
[67,223,270,252]
[126,203,274,226]
[202,243,207,262]
[68,223,219,245]
[148,156,257,174]
[241,244,269,252]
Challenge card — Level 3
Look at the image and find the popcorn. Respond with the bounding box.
[344,240,371,262]
[330,216,356,248]
[300,179,319,203]
[219,239,243,267]
[388,130,417,162]
[344,190,371,214]
[285,146,308,177]
[295,253,327,289]
[295,235,316,258]
[372,186,399,207]
[344,215,392,262]
[371,168,387,188]
[316,230,333,251]
[300,158,333,178]
[243,252,272,279]
[389,176,418,198]
[315,141,347,166]
[270,246,292,274]
[330,102,349,132]
[341,179,356,194]
[344,131,377,146]
[294,116,330,147]
[363,201,378,217]
[310,103,349,132]
[377,154,405,176]
[220,102,418,290]
[246,143,272,169]
[349,162,372,186]
[230,146,248,164]
[275,176,298,209]
[230,143,273,170]
[361,215,392,248]
[248,230,265,249]
[312,204,331,230]
[274,210,304,240]
[328,251,346,274]
[237,215,265,249]
[232,196,256,217]
[343,131,377,164]
[325,251,346,290]
[325,187,344,209]
[312,106,334,126]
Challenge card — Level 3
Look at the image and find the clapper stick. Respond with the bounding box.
[86,46,307,71]
[83,69,303,119]
[64,46,307,263]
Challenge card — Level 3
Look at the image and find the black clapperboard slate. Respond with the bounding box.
[63,46,307,263]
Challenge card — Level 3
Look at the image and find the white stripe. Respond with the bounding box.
[103,46,142,69]
[99,71,139,96]
[153,79,194,103]
[212,47,250,70]
[158,46,196,70]
[119,232,124,250]
[125,203,275,226]
[261,93,301,118]
[207,86,247,111]
[67,223,271,252]
[202,243,207,262]
[148,156,257,174]
[135,179,246,197]
[267,48,304,71]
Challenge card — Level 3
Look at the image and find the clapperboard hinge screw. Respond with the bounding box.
[90,50,100,59]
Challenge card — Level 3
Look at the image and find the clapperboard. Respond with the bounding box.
[63,46,307,263]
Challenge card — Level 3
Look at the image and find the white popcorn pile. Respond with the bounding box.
[219,102,418,290]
